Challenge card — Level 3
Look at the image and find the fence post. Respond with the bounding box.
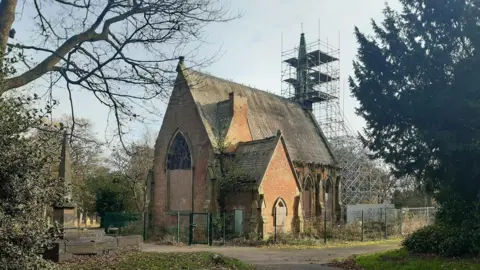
[209,213,213,246]
[426,207,429,225]
[323,209,327,244]
[142,211,147,241]
[400,208,403,235]
[188,213,193,246]
[207,213,211,246]
[384,207,388,239]
[223,212,226,245]
[177,212,180,243]
[361,210,364,242]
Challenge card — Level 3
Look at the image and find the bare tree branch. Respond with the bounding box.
[1,0,240,144]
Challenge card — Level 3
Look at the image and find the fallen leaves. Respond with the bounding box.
[58,251,253,270]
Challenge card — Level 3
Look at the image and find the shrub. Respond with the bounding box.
[403,224,480,257]
[0,98,64,269]
[402,225,445,254]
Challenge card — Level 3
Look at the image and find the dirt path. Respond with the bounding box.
[142,242,400,269]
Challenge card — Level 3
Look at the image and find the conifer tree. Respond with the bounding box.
[351,0,480,225]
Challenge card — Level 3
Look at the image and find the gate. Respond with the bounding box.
[188,213,212,245]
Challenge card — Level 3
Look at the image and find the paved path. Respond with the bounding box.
[142,242,400,269]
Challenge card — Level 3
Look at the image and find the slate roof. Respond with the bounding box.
[180,66,335,165]
[234,136,278,184]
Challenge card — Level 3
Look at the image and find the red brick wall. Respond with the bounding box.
[224,93,252,152]
[225,191,254,233]
[153,73,213,226]
[294,165,339,223]
[260,139,300,235]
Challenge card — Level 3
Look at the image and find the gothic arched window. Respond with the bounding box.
[167,132,192,170]
[303,176,313,218]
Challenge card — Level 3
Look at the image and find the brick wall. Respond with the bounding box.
[225,191,254,234]
[224,92,252,152]
[294,165,340,224]
[153,73,213,226]
[260,139,300,235]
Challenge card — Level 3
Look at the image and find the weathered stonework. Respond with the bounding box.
[153,58,342,236]
[44,235,143,263]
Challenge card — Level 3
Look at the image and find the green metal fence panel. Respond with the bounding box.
[189,213,212,245]
[103,212,143,235]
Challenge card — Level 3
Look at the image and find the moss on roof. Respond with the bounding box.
[180,66,335,165]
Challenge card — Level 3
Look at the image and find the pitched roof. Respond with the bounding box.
[234,136,278,184]
[179,64,335,165]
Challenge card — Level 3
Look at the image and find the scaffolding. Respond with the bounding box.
[281,31,391,206]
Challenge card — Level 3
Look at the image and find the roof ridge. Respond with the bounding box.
[237,136,277,146]
[186,68,298,105]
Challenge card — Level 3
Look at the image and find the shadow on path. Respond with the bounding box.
[142,242,400,270]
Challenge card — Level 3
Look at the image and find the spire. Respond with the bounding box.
[297,33,308,94]
[58,131,73,202]
[176,56,185,73]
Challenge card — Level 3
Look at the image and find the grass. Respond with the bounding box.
[257,237,402,250]
[330,248,480,270]
[59,251,253,270]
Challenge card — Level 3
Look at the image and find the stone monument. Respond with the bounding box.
[53,131,77,237]
[44,131,143,263]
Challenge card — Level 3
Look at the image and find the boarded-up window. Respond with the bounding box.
[275,199,287,233]
[303,177,313,218]
[167,131,193,211]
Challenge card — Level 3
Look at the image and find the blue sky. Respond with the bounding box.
[10,0,401,145]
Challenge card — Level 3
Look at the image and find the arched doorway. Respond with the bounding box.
[302,176,313,218]
[274,198,288,234]
[166,130,193,211]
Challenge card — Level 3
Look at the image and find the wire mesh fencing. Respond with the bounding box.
[301,206,436,243]
[102,212,144,236]
[141,206,436,246]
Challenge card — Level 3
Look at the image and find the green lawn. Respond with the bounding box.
[332,248,480,270]
[259,238,402,250]
[60,251,253,270]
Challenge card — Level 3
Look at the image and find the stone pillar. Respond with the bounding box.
[297,195,304,233]
[261,216,269,240]
[53,131,78,239]
[250,199,258,236]
[53,206,76,229]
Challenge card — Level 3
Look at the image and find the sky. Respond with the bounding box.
[9,0,401,145]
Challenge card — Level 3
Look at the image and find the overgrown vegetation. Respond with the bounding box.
[0,97,64,269]
[59,251,253,270]
[331,248,480,270]
[0,32,63,269]
[403,224,480,258]
[351,0,480,257]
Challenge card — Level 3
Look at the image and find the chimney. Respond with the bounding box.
[224,91,252,152]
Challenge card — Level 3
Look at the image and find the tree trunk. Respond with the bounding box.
[0,0,17,56]
[0,0,17,86]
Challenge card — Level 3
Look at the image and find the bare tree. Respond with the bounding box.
[0,0,239,143]
[111,129,154,213]
[34,115,105,213]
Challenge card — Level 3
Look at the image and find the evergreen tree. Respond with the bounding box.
[350,0,480,226]
[0,98,64,268]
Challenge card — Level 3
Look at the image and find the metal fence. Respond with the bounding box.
[102,207,436,245]
[302,207,436,243]
[102,212,145,237]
